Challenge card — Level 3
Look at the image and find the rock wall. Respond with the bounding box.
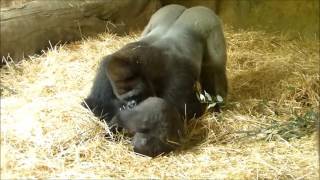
[1,0,318,63]
[0,0,160,63]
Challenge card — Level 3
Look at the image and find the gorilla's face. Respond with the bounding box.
[115,77,153,104]
[132,133,176,157]
[106,55,155,104]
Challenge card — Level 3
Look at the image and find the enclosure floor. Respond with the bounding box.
[1,28,319,179]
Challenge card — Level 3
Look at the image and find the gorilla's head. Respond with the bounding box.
[112,97,183,157]
[105,42,162,104]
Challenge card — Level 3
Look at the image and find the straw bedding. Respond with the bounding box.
[1,27,319,179]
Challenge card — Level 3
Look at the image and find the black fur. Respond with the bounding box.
[83,5,227,156]
[111,97,183,157]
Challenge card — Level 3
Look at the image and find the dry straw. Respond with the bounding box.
[1,27,319,179]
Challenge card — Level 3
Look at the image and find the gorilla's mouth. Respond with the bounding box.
[119,100,137,111]
[133,135,176,157]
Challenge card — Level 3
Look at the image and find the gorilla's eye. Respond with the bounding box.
[123,75,136,82]
[126,100,137,109]
[117,88,129,95]
[114,76,134,83]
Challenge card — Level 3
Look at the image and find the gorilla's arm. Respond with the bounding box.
[200,22,228,100]
[161,59,205,119]
[171,6,228,100]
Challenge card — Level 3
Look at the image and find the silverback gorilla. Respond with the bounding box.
[83,5,227,157]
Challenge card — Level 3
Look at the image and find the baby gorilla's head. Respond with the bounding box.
[112,97,183,157]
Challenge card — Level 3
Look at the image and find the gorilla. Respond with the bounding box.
[84,4,227,119]
[111,97,183,157]
[83,4,227,156]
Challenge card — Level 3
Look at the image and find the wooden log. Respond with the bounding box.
[0,0,160,63]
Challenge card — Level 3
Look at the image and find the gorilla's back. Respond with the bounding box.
[140,4,186,43]
[172,6,222,38]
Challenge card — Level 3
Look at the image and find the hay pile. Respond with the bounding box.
[1,27,319,179]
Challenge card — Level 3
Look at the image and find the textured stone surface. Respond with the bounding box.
[0,0,160,62]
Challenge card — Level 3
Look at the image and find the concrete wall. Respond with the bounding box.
[161,0,220,12]
[161,0,319,39]
[219,0,319,39]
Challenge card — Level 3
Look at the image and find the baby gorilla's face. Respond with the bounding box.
[132,133,175,157]
[111,97,183,157]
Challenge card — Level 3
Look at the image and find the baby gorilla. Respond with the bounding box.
[111,97,183,157]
